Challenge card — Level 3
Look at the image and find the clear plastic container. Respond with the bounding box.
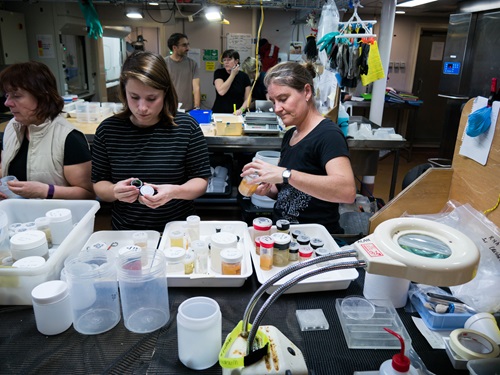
[238,173,259,197]
[191,240,208,274]
[45,208,73,245]
[271,232,291,267]
[10,230,48,260]
[164,247,186,274]
[259,235,273,271]
[210,232,238,273]
[34,216,53,248]
[169,229,185,248]
[220,248,243,275]
[186,215,200,242]
[252,217,272,241]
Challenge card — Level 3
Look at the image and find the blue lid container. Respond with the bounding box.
[190,109,212,124]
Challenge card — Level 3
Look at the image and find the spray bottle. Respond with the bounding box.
[379,328,418,375]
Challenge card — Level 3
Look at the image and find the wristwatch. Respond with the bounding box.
[282,169,292,184]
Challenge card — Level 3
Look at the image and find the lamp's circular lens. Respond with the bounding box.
[397,233,451,259]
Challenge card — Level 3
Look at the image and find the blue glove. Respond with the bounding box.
[316,32,339,56]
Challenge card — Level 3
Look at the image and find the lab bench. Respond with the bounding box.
[0,268,464,375]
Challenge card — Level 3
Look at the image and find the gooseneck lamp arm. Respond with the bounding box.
[247,258,366,353]
[241,249,358,338]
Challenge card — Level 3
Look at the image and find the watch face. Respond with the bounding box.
[283,169,291,178]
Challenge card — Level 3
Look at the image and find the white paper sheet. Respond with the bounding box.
[411,316,450,349]
[459,97,499,165]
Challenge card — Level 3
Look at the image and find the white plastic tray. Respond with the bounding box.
[158,221,253,287]
[249,224,359,294]
[81,230,161,254]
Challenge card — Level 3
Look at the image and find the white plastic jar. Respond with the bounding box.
[164,247,186,274]
[46,208,73,245]
[31,280,73,335]
[10,230,49,260]
[12,255,46,268]
[210,232,238,273]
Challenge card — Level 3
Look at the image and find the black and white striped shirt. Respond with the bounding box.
[91,113,211,231]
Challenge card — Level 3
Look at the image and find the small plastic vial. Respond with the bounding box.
[191,240,209,274]
[271,232,291,267]
[297,235,313,262]
[220,248,243,275]
[45,208,73,245]
[184,250,195,275]
[310,237,324,250]
[238,173,259,197]
[169,229,185,248]
[259,235,274,271]
[252,217,272,242]
[35,217,53,248]
[314,247,331,267]
[289,241,299,262]
[291,229,303,240]
[254,236,261,255]
[132,231,148,250]
[164,247,186,274]
[276,219,290,235]
[186,215,201,242]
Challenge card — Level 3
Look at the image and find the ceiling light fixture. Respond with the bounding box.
[148,2,159,5]
[397,0,437,7]
[395,10,406,14]
[126,9,143,19]
[205,6,223,21]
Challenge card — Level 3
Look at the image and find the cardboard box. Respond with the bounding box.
[213,114,244,136]
[0,200,100,305]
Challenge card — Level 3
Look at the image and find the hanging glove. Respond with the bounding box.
[78,0,103,39]
[316,32,339,56]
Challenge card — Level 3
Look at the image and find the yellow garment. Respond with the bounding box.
[361,41,385,86]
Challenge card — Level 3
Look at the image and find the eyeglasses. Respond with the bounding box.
[177,43,190,47]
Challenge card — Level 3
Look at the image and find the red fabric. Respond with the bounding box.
[259,42,280,72]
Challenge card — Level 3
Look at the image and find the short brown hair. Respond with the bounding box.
[0,61,63,121]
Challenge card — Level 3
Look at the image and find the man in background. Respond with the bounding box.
[165,33,201,111]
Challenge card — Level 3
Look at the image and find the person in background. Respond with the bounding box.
[212,49,251,115]
[241,61,356,234]
[165,33,201,111]
[0,61,94,200]
[240,56,269,110]
[92,51,211,231]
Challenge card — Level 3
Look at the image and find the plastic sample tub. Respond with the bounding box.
[0,200,100,305]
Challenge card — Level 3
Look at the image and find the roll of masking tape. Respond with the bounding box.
[449,329,500,360]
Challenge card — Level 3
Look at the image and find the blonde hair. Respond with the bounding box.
[240,57,260,79]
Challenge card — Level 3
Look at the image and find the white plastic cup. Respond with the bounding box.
[31,280,73,335]
[363,272,410,308]
[46,208,73,245]
[117,249,170,333]
[0,176,22,199]
[177,296,222,370]
[64,250,121,335]
[465,313,500,345]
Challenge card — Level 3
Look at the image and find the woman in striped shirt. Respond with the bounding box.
[91,51,211,231]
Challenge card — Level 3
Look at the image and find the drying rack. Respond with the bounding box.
[336,0,377,39]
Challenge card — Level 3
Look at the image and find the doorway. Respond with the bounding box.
[411,29,447,147]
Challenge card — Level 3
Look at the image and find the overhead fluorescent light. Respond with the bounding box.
[397,0,437,7]
[126,9,143,19]
[396,10,406,14]
[205,6,222,21]
[148,2,159,5]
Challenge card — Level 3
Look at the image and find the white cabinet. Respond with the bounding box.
[0,10,29,64]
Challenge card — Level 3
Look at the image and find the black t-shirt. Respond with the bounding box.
[273,119,350,234]
[252,72,268,101]
[212,69,251,113]
[6,130,91,181]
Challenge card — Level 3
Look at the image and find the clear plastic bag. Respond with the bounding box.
[316,0,339,67]
[403,201,500,313]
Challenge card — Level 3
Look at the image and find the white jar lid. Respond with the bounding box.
[220,248,243,263]
[186,215,200,224]
[271,232,291,245]
[140,185,155,196]
[169,229,184,239]
[314,247,330,257]
[12,256,46,268]
[164,247,186,262]
[10,230,47,250]
[118,245,142,257]
[132,231,148,242]
[34,216,51,226]
[46,208,72,223]
[252,217,273,230]
[31,280,69,305]
[211,232,238,247]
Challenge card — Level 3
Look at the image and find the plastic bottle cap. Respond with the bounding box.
[46,208,72,223]
[34,217,51,227]
[276,219,290,231]
[132,231,148,241]
[297,235,310,245]
[384,327,410,372]
[31,280,69,305]
[12,256,46,268]
[186,215,200,224]
[315,247,330,257]
[164,247,186,262]
[259,235,274,248]
[252,217,272,231]
[271,232,291,244]
[169,229,184,239]
[118,245,142,256]
[140,185,155,196]
[10,230,47,250]
[220,248,243,263]
[211,232,238,246]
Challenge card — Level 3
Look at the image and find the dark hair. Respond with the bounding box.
[118,51,178,125]
[168,33,188,51]
[264,61,316,95]
[0,61,63,121]
[221,49,240,61]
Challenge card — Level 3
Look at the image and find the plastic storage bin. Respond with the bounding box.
[213,114,244,136]
[0,200,100,305]
[189,109,212,125]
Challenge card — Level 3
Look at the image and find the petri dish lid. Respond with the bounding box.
[341,296,376,320]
